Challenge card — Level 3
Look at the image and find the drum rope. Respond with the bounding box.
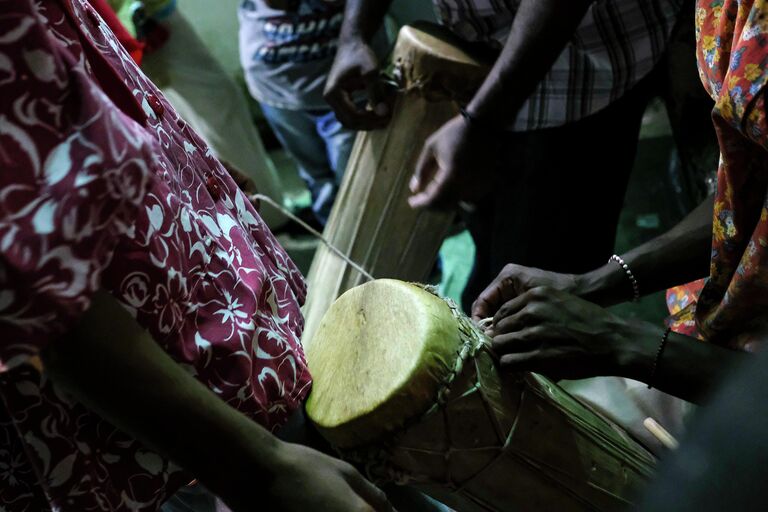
[251,194,375,281]
[333,285,495,485]
[324,284,655,502]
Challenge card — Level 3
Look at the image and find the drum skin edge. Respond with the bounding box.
[306,280,656,512]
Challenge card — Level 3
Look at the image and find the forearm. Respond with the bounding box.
[339,0,392,43]
[579,195,714,306]
[466,0,592,124]
[41,290,283,509]
[619,319,748,404]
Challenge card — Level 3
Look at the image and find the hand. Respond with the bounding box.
[408,116,497,210]
[472,263,582,322]
[324,39,391,130]
[220,160,260,211]
[264,443,395,512]
[488,287,653,380]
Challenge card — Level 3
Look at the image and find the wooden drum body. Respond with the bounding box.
[306,280,656,512]
[301,24,490,349]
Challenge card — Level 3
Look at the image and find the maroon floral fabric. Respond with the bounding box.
[0,0,311,510]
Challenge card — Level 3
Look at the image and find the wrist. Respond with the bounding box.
[612,319,664,381]
[577,262,631,307]
[466,74,525,129]
[199,424,284,507]
[458,106,506,134]
[574,265,612,304]
[339,24,372,45]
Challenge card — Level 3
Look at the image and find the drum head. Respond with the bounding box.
[305,279,460,448]
[391,22,492,102]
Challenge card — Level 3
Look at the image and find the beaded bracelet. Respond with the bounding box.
[608,254,640,302]
[648,327,672,389]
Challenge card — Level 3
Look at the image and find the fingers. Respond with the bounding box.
[367,80,394,120]
[492,325,546,353]
[408,172,454,209]
[491,288,539,331]
[409,138,438,196]
[472,271,517,321]
[324,47,390,131]
[499,350,548,373]
[495,326,559,375]
[499,347,572,380]
[473,263,544,322]
[325,88,388,130]
[471,286,498,322]
[493,304,538,336]
[408,143,457,210]
[345,466,395,512]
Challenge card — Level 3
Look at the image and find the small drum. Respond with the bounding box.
[306,280,656,512]
[301,23,491,349]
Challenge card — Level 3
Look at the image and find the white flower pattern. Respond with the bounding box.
[0,1,310,510]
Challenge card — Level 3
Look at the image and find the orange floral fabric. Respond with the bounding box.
[667,0,768,350]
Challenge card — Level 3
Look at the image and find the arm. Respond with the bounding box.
[489,287,747,404]
[465,0,593,125]
[619,320,748,403]
[338,0,391,44]
[472,194,715,320]
[323,0,394,129]
[473,194,737,403]
[579,194,715,306]
[41,290,391,512]
[408,0,594,208]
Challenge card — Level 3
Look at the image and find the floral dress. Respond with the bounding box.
[667,0,768,350]
[0,0,310,509]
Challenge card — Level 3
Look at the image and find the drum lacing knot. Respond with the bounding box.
[415,284,493,408]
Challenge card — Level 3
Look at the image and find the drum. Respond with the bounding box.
[301,23,491,349]
[305,279,656,512]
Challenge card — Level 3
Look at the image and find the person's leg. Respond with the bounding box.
[312,109,358,223]
[140,9,287,229]
[260,103,338,226]
[462,71,657,310]
[315,109,357,182]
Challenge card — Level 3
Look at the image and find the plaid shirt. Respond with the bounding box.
[432,0,683,131]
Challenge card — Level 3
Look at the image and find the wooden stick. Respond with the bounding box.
[643,417,680,450]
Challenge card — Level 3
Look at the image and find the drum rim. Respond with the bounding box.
[325,283,496,482]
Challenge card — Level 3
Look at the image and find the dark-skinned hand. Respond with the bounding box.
[408,115,498,210]
[263,443,396,512]
[323,39,392,130]
[487,286,647,381]
[471,263,582,322]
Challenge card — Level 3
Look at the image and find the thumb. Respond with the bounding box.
[347,472,395,512]
[410,140,437,194]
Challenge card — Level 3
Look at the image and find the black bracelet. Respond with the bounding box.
[647,327,672,389]
[459,106,504,133]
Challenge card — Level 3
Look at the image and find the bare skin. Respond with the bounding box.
[324,0,594,209]
[42,290,393,512]
[471,195,748,404]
